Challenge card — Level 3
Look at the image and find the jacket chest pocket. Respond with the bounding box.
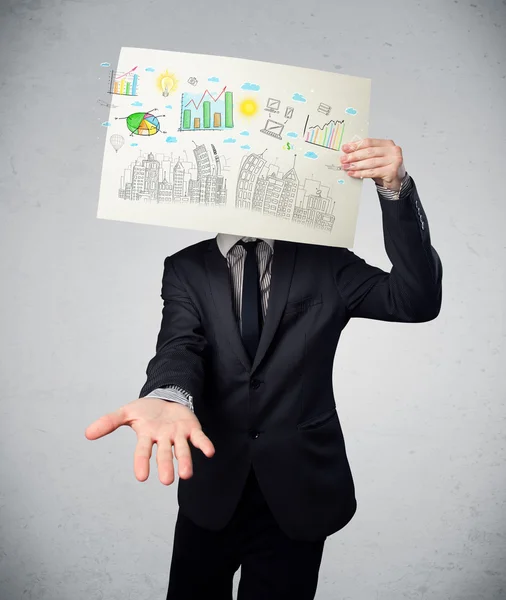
[283,293,323,317]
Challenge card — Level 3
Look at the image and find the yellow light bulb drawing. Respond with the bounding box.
[157,70,178,97]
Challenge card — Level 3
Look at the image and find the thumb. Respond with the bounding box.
[85,407,127,440]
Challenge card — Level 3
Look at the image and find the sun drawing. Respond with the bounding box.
[239,98,259,117]
[157,70,178,97]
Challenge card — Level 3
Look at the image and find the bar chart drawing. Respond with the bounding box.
[303,116,345,152]
[108,67,139,97]
[179,86,234,132]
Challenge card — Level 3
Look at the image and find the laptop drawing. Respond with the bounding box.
[264,98,281,113]
[260,119,285,140]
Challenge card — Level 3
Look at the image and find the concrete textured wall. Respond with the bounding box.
[0,0,505,598]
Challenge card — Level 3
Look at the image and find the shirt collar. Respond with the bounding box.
[216,234,274,258]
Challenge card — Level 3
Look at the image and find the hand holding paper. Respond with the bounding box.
[340,138,407,191]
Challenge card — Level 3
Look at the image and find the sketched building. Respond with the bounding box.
[292,188,336,232]
[158,177,173,202]
[236,151,335,232]
[236,151,268,210]
[118,145,226,207]
[277,166,299,220]
[143,153,160,201]
[236,152,299,220]
[188,143,227,205]
[173,160,185,200]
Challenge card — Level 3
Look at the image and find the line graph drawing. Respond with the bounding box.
[303,115,345,152]
[108,67,139,96]
[180,86,234,131]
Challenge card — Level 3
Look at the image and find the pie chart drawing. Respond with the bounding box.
[117,110,164,136]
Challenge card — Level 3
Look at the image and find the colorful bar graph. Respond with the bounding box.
[203,101,211,128]
[179,87,234,131]
[109,69,139,96]
[304,119,345,151]
[225,92,233,128]
[183,109,191,130]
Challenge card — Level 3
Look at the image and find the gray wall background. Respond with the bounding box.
[1,0,505,598]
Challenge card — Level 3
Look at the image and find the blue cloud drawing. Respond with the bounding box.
[345,107,358,115]
[224,138,236,143]
[304,151,318,159]
[241,82,260,91]
[101,121,111,127]
[100,62,110,67]
[287,132,298,138]
[240,131,250,136]
[165,136,178,143]
[130,143,138,147]
[338,179,345,184]
[165,104,173,109]
[292,93,307,103]
[208,76,220,82]
[241,145,251,150]
[145,67,155,72]
[131,101,143,107]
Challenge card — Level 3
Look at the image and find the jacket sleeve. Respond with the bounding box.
[332,178,443,322]
[139,256,207,401]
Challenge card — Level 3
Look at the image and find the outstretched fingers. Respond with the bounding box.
[156,438,175,485]
[190,428,216,458]
[85,407,127,440]
[174,435,193,480]
[134,434,154,482]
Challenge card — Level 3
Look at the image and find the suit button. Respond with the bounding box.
[249,430,260,439]
[250,379,261,390]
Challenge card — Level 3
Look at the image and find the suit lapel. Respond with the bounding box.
[252,241,297,373]
[205,240,251,371]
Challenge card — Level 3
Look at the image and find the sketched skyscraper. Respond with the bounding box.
[236,151,267,209]
[277,161,299,220]
[173,159,185,200]
[193,143,213,180]
[143,153,160,201]
[132,160,146,200]
[211,144,227,205]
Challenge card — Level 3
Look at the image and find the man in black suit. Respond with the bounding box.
[86,138,442,599]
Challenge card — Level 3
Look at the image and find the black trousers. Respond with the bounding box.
[167,468,326,600]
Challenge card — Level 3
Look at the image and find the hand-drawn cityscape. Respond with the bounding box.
[118,143,228,205]
[236,151,336,233]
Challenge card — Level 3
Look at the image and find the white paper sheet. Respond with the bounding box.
[97,47,371,248]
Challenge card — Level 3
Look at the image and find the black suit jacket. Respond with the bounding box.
[140,180,442,541]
